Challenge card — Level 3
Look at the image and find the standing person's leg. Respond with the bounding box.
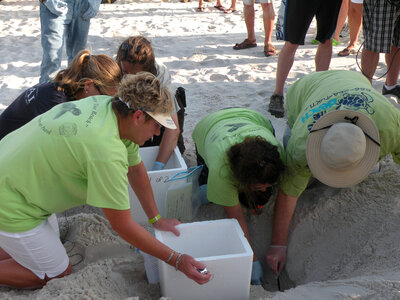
[383,45,400,96]
[361,49,380,83]
[332,0,349,42]
[347,2,362,49]
[226,0,237,12]
[39,2,67,83]
[66,0,91,65]
[261,2,275,56]
[233,1,257,49]
[269,0,315,118]
[198,0,204,11]
[315,39,333,71]
[314,0,342,70]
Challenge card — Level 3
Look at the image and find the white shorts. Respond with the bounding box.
[0,214,69,280]
[243,0,272,6]
[351,0,363,4]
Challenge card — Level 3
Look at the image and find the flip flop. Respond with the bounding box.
[338,47,356,57]
[214,5,227,12]
[233,39,257,50]
[197,6,205,12]
[264,44,276,57]
[224,8,237,13]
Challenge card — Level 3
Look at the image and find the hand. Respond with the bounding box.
[251,260,264,285]
[152,161,165,171]
[265,245,287,275]
[152,218,181,236]
[177,254,212,285]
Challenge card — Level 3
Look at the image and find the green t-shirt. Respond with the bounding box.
[282,70,400,197]
[192,108,284,206]
[0,96,141,232]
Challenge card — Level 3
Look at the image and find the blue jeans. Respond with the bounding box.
[39,0,95,83]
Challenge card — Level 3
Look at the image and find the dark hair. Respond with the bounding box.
[116,36,157,76]
[227,136,284,189]
[54,50,122,99]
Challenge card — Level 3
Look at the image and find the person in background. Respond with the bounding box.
[334,0,363,57]
[39,0,101,83]
[193,108,285,285]
[0,50,122,141]
[0,73,211,288]
[233,0,275,57]
[197,0,236,12]
[269,0,342,118]
[116,36,186,171]
[265,70,400,275]
[361,0,400,99]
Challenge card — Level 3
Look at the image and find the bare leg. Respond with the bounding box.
[261,3,274,46]
[332,0,349,41]
[385,45,400,86]
[244,3,256,43]
[0,258,72,288]
[0,247,11,261]
[228,0,236,11]
[198,0,203,8]
[273,41,299,95]
[315,39,333,71]
[347,2,362,49]
[361,48,380,83]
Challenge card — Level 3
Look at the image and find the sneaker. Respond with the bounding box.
[268,94,284,118]
[382,85,400,99]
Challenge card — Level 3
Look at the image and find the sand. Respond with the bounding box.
[1,0,400,299]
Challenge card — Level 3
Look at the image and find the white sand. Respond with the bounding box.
[1,0,400,299]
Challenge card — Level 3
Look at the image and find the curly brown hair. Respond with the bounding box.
[116,36,157,76]
[112,72,172,118]
[54,50,122,99]
[227,136,284,190]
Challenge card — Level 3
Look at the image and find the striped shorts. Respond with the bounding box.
[363,0,400,53]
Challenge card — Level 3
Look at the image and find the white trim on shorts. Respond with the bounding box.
[351,0,363,4]
[243,0,272,6]
[0,214,69,280]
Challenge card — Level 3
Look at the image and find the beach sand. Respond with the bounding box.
[1,0,400,299]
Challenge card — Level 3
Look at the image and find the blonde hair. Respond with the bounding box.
[54,50,122,99]
[116,36,157,76]
[112,72,172,118]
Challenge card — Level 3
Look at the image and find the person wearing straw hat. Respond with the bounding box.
[0,72,211,288]
[265,70,400,276]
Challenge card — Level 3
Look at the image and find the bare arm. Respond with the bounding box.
[265,188,298,274]
[155,114,180,165]
[128,162,180,235]
[102,208,211,284]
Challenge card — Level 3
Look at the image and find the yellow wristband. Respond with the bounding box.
[148,214,161,224]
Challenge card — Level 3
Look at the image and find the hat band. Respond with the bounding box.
[309,116,380,147]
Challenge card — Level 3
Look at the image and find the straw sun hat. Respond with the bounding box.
[306,110,380,188]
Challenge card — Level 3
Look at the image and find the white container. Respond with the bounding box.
[129,146,187,224]
[140,251,160,284]
[155,219,253,300]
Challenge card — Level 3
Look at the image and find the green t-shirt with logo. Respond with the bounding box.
[192,108,284,206]
[0,96,141,232]
[282,70,400,198]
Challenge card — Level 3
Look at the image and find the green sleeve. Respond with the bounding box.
[86,159,131,210]
[122,139,141,166]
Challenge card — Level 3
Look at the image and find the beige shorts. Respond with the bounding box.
[243,0,272,6]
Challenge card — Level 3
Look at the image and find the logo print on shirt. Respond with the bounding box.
[54,103,81,119]
[24,87,37,104]
[303,91,375,131]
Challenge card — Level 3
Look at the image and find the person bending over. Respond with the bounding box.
[0,73,211,289]
[192,108,285,285]
[116,36,186,171]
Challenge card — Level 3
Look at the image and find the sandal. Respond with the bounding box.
[264,44,276,57]
[338,47,356,57]
[214,5,227,12]
[224,8,237,13]
[197,6,205,11]
[233,39,257,50]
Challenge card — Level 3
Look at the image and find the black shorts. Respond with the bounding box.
[283,0,342,45]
